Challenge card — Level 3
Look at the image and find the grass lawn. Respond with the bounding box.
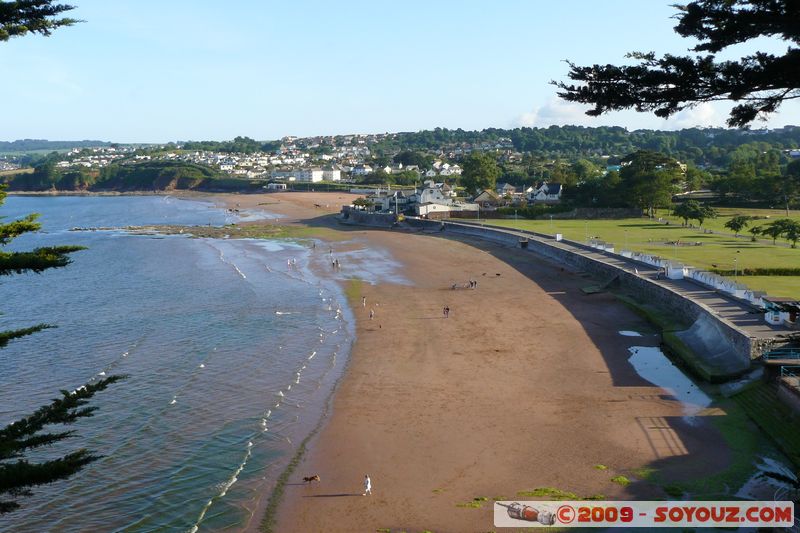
[0,167,33,177]
[487,213,800,299]
[661,207,800,235]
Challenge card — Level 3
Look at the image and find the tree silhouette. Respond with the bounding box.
[555,0,800,127]
[0,1,79,41]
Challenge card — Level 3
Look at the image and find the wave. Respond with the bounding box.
[188,441,254,533]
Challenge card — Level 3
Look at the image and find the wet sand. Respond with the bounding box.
[211,192,731,532]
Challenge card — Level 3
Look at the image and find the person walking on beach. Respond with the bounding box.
[443,306,450,318]
[362,296,366,307]
[363,474,372,496]
[369,309,374,320]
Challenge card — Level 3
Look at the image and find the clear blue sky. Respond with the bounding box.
[1,0,797,142]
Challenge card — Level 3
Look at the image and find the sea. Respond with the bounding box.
[0,195,356,532]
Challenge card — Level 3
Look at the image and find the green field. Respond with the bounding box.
[488,210,800,299]
[0,167,34,177]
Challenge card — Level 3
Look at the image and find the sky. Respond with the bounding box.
[1,0,798,143]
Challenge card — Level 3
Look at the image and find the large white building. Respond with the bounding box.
[322,169,341,181]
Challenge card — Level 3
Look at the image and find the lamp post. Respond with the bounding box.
[734,256,738,279]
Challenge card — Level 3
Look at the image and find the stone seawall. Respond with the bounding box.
[406,217,760,379]
[340,207,396,227]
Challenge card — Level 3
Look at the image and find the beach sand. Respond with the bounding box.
[213,192,731,533]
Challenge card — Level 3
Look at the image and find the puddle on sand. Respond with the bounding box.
[628,346,712,424]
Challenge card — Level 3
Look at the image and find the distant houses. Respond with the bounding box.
[269,167,341,182]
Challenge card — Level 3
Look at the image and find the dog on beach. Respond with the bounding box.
[303,475,321,484]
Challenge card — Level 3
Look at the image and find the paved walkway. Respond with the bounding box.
[448,220,788,340]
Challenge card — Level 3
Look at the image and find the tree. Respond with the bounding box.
[0,3,123,513]
[0,1,79,41]
[672,200,717,227]
[780,159,800,215]
[724,215,752,236]
[1,376,124,513]
[460,152,500,195]
[620,150,682,216]
[782,219,800,247]
[392,150,433,170]
[555,0,800,127]
[0,185,123,513]
[760,218,792,244]
[351,197,373,210]
[693,202,718,227]
[748,224,762,241]
[673,201,695,226]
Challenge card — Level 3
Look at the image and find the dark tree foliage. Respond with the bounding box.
[673,199,718,226]
[0,0,79,41]
[182,136,279,154]
[460,152,501,195]
[556,0,800,127]
[620,150,684,214]
[0,375,125,513]
[0,186,85,278]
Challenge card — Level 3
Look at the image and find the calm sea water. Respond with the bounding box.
[0,196,355,532]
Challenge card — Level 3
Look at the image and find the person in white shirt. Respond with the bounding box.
[363,474,372,496]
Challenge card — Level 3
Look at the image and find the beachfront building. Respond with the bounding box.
[265,182,288,191]
[415,202,451,218]
[408,183,453,207]
[295,168,324,182]
[322,168,341,181]
[369,190,410,213]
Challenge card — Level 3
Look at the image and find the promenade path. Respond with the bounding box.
[446,220,788,340]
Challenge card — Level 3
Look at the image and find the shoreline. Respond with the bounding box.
[212,193,740,533]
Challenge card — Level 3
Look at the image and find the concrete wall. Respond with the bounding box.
[407,217,757,377]
[340,207,397,227]
[777,379,800,415]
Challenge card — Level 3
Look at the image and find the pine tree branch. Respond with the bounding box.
[0,1,81,42]
[0,213,41,245]
[0,245,86,276]
[0,323,53,348]
[0,449,98,502]
[0,375,125,459]
[556,0,800,127]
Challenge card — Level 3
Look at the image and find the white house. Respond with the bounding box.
[440,164,462,176]
[529,182,563,203]
[266,182,287,190]
[352,164,373,176]
[497,183,517,196]
[369,190,410,212]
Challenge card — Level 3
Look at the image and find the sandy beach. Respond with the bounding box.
[210,192,730,532]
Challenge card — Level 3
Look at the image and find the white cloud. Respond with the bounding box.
[661,103,724,130]
[517,98,596,127]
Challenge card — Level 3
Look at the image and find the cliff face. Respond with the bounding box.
[1,162,264,193]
